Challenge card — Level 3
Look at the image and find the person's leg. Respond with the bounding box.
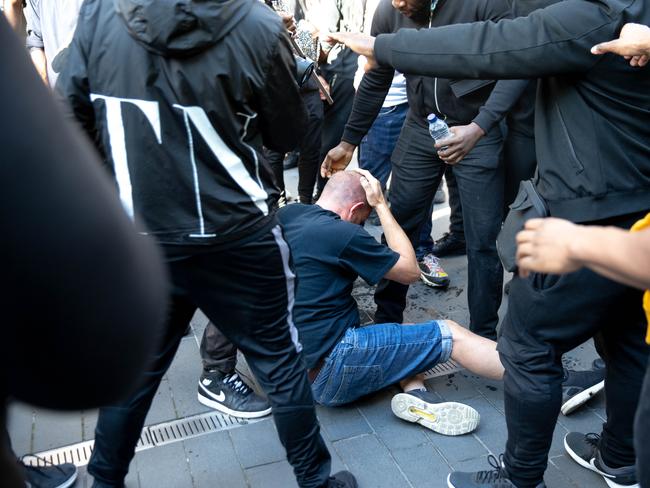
[445,321,504,380]
[88,292,196,486]
[496,226,647,488]
[374,118,445,323]
[297,90,324,203]
[265,148,286,195]
[200,322,237,375]
[416,199,435,260]
[182,226,331,488]
[451,128,504,340]
[316,75,355,196]
[311,320,453,407]
[358,103,408,189]
[445,166,464,238]
[635,357,650,488]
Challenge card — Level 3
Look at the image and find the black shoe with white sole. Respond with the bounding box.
[447,454,546,488]
[21,457,78,488]
[198,371,271,418]
[391,390,479,436]
[564,432,638,488]
[561,365,605,415]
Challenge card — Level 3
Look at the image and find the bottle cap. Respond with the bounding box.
[427,113,437,122]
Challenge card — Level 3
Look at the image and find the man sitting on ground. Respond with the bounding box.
[277,169,504,435]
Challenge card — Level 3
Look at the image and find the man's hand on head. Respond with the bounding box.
[278,11,297,35]
[324,32,378,70]
[352,168,385,208]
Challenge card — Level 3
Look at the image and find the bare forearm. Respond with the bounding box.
[571,226,650,290]
[29,48,48,84]
[3,0,23,32]
[375,202,417,265]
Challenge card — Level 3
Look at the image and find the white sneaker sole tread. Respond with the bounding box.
[391,393,480,436]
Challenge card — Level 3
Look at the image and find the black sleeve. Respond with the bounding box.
[340,0,395,146]
[374,0,616,80]
[472,79,531,133]
[0,16,168,411]
[257,30,308,153]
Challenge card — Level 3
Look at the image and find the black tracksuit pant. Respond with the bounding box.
[88,224,331,488]
[375,116,504,339]
[635,357,650,488]
[267,89,324,203]
[499,212,649,488]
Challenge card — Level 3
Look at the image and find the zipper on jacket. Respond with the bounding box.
[554,104,584,174]
[429,2,446,121]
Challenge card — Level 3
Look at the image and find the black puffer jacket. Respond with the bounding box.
[58,0,306,247]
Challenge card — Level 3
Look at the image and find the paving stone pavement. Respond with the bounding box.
[7,169,610,487]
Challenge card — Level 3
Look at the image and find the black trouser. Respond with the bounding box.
[200,322,237,375]
[316,74,356,195]
[636,355,650,488]
[88,225,331,488]
[503,131,537,212]
[445,166,464,237]
[374,117,504,339]
[499,212,650,488]
[267,89,324,203]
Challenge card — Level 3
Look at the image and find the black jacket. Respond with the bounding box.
[58,0,306,247]
[375,0,650,223]
[343,0,529,145]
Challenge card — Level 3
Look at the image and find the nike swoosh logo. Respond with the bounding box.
[212,391,226,402]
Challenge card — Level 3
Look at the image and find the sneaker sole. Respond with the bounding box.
[391,394,479,436]
[54,469,78,488]
[561,380,605,415]
[420,273,451,288]
[197,390,272,419]
[563,434,639,488]
[446,473,457,488]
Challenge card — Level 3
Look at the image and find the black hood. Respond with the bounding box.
[115,0,255,57]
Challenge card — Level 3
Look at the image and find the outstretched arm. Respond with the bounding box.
[516,217,650,290]
[591,23,650,67]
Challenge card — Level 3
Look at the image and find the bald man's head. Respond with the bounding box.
[316,171,372,224]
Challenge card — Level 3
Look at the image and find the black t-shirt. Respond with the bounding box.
[278,204,399,368]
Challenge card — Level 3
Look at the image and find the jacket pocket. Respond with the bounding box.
[555,104,584,174]
[449,79,496,98]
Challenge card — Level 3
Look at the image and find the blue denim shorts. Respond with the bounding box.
[311,320,452,407]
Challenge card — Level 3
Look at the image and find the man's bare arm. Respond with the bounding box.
[354,168,420,285]
[29,47,47,84]
[516,217,650,290]
[3,0,24,32]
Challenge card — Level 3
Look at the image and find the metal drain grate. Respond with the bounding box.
[22,410,254,468]
[422,359,464,379]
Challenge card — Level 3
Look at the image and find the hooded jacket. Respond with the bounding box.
[57,0,306,248]
[374,0,650,223]
[342,0,529,145]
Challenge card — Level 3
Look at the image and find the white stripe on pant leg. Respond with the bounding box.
[271,225,303,353]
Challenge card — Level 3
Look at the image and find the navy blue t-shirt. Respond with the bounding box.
[277,204,399,369]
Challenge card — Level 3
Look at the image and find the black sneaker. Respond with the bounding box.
[21,456,78,488]
[418,253,451,288]
[432,232,467,257]
[561,366,605,415]
[198,371,271,418]
[564,432,638,487]
[327,470,358,487]
[447,454,546,488]
[391,390,479,436]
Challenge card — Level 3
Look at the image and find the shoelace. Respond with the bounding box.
[475,454,508,483]
[223,373,252,395]
[421,253,442,270]
[19,454,67,477]
[585,432,601,448]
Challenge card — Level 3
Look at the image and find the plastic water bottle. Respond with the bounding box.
[427,113,453,143]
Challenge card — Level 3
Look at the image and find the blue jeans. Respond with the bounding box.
[358,103,409,188]
[311,320,452,407]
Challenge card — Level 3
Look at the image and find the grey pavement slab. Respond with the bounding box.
[32,409,82,453]
[390,443,451,488]
[136,442,193,488]
[316,404,372,442]
[185,431,247,488]
[229,418,286,469]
